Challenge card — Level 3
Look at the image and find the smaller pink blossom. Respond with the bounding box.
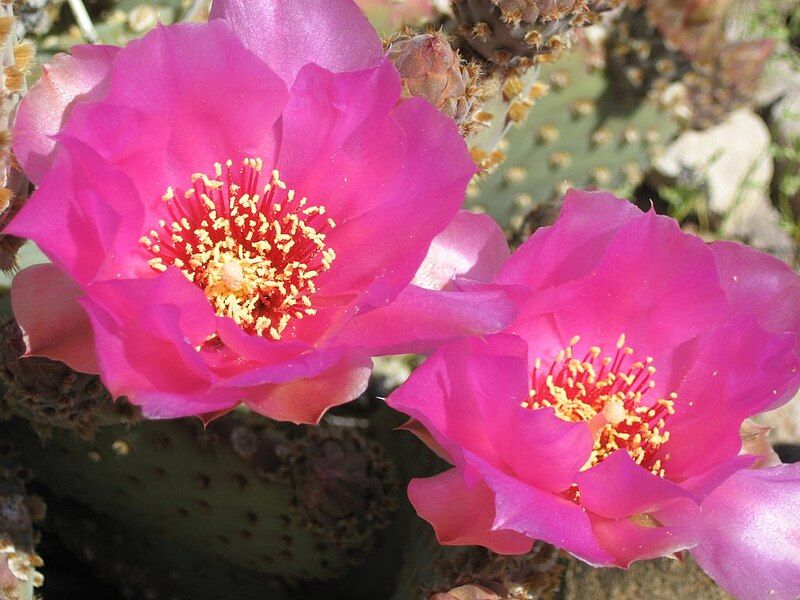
[388,190,800,600]
[7,0,514,424]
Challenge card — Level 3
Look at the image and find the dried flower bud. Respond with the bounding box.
[646,0,732,60]
[683,39,774,129]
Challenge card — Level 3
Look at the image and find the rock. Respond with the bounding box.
[654,109,771,214]
[720,191,795,263]
[757,391,800,446]
[652,108,794,261]
[771,83,800,145]
[562,555,732,600]
[756,46,800,108]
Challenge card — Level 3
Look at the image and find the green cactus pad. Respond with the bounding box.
[467,50,680,232]
[0,412,397,584]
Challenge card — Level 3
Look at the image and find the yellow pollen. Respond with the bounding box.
[139,159,336,340]
[525,334,676,478]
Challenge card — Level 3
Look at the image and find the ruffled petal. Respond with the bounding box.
[413,211,510,290]
[78,270,238,418]
[242,354,372,424]
[209,0,382,86]
[314,96,476,310]
[588,497,701,566]
[387,335,529,474]
[58,101,171,202]
[6,138,145,284]
[450,340,594,493]
[658,316,800,478]
[408,469,534,554]
[398,419,452,462]
[102,21,288,191]
[275,61,402,222]
[545,209,726,363]
[711,240,800,352]
[495,189,640,291]
[333,284,516,355]
[471,452,613,565]
[12,45,119,183]
[691,464,800,600]
[574,451,697,520]
[488,404,593,493]
[11,264,98,374]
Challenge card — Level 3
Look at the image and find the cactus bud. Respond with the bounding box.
[0,318,134,437]
[388,31,483,132]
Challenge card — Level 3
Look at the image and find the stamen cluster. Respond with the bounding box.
[140,158,336,340]
[523,334,675,477]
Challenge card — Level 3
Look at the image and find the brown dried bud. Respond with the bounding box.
[388,32,475,126]
[683,39,774,129]
[646,0,732,61]
[0,318,127,437]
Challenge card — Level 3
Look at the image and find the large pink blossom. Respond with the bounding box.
[7,0,515,423]
[388,190,800,599]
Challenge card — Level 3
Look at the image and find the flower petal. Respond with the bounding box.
[58,101,171,202]
[588,497,701,566]
[408,469,534,554]
[317,97,476,309]
[545,209,725,362]
[12,45,119,183]
[711,240,800,352]
[495,189,640,291]
[692,464,800,600]
[471,452,613,565]
[209,0,382,86]
[413,210,511,290]
[276,60,402,221]
[387,335,528,474]
[11,264,98,374]
[447,338,594,493]
[334,284,516,355]
[242,354,372,424]
[7,138,145,284]
[659,316,800,478]
[574,451,697,520]
[103,21,288,189]
[78,270,237,418]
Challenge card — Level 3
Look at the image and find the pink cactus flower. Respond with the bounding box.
[7,0,515,424]
[388,190,800,600]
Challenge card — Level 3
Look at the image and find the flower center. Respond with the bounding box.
[140,158,336,340]
[522,334,675,477]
